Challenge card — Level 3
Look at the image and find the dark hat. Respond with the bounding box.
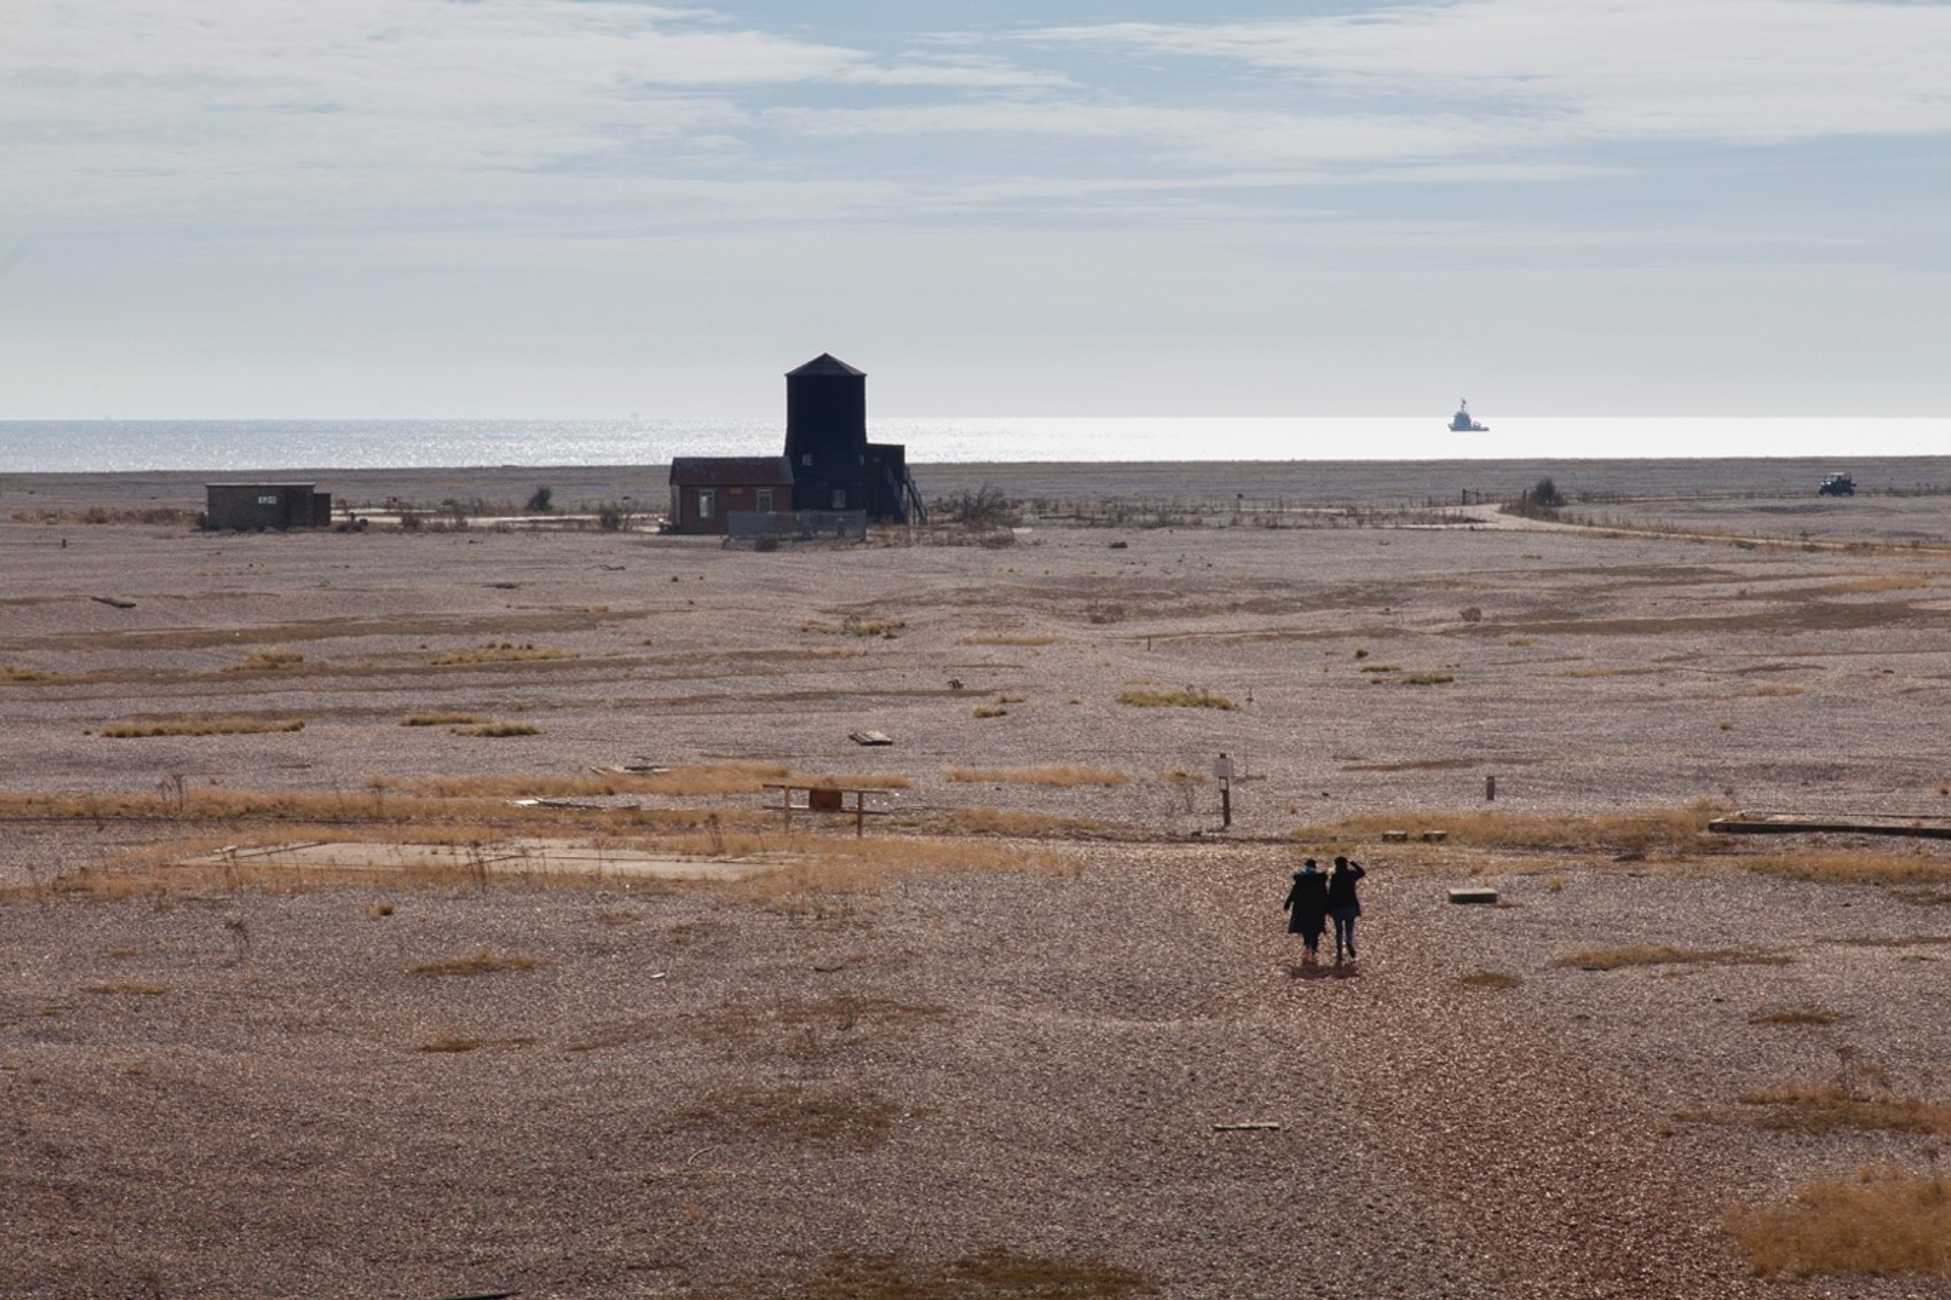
[1334,855,1348,867]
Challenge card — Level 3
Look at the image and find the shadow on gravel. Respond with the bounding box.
[1286,963,1360,980]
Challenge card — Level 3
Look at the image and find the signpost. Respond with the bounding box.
[1213,752,1234,829]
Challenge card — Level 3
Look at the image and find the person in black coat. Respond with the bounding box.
[1328,855,1367,964]
[1283,859,1330,965]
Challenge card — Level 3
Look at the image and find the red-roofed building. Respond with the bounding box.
[667,456,794,535]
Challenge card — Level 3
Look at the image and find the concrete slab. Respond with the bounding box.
[184,838,787,882]
[1448,886,1500,905]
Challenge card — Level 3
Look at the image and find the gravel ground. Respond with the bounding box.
[4,477,1949,1297]
[5,840,1947,1298]
[3,497,1951,850]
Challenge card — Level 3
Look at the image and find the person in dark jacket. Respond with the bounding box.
[1283,859,1330,965]
[1328,855,1367,964]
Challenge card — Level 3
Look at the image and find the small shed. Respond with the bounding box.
[204,483,332,531]
[668,457,794,535]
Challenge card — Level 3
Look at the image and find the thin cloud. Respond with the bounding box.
[1028,1,1951,145]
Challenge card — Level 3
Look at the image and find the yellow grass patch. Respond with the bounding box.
[1750,684,1807,698]
[402,712,486,727]
[458,722,540,737]
[100,717,305,738]
[946,766,1128,787]
[1742,851,1951,886]
[408,762,792,799]
[972,705,1009,719]
[959,633,1060,646]
[407,949,545,977]
[1398,672,1456,686]
[1726,1168,1951,1278]
[1557,945,1791,971]
[1118,687,1236,710]
[1738,1082,1951,1136]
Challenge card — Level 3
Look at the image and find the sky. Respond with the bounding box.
[4,0,1949,418]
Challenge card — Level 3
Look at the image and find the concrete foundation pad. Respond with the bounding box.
[1448,886,1500,905]
[183,839,788,882]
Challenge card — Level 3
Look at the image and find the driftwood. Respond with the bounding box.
[90,595,136,609]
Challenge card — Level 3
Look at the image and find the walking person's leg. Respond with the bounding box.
[1331,913,1347,963]
[1345,914,1357,961]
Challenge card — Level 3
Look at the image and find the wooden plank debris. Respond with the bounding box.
[850,730,894,746]
[1448,887,1499,905]
[90,595,136,609]
[1212,1122,1282,1132]
[1709,813,1951,841]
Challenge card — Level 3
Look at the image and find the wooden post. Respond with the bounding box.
[1485,774,1496,803]
[1214,752,1234,829]
[855,792,865,838]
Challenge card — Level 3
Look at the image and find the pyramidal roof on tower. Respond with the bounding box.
[787,353,865,378]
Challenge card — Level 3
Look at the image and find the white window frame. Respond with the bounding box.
[756,489,774,512]
[698,488,716,520]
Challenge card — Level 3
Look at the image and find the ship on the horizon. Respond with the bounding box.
[1449,399,1489,433]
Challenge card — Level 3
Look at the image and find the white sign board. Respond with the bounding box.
[1212,755,1234,782]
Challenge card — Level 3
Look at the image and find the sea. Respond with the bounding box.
[0,417,1944,475]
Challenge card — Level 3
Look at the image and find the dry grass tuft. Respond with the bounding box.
[801,773,912,790]
[101,716,305,738]
[2,665,72,684]
[675,1085,902,1149]
[417,1034,537,1053]
[1749,1006,1842,1026]
[804,617,905,638]
[1398,672,1456,686]
[1458,970,1522,990]
[805,1249,1151,1300]
[409,762,791,800]
[1726,1167,1951,1278]
[1161,769,1210,786]
[402,712,485,727]
[230,651,305,672]
[1291,801,1726,854]
[85,981,169,996]
[960,633,1059,646]
[947,766,1127,788]
[1743,851,1951,886]
[429,643,574,666]
[407,949,545,977]
[944,809,1106,836]
[458,722,540,737]
[1738,1083,1951,1136]
[1557,945,1792,971]
[972,705,1009,719]
[1750,684,1807,698]
[1118,687,1236,711]
[1825,574,1931,594]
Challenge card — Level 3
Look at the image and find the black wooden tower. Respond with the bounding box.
[783,353,919,523]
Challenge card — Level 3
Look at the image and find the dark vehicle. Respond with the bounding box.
[1818,473,1856,497]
